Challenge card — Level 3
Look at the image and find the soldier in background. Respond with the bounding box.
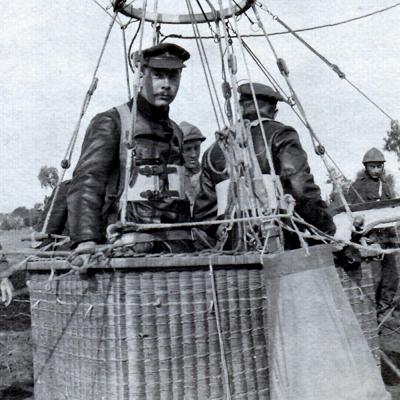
[347,148,394,203]
[347,148,399,324]
[179,122,206,214]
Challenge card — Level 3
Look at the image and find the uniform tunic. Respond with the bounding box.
[194,115,336,240]
[347,171,394,204]
[67,95,191,247]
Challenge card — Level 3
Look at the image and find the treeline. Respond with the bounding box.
[0,205,43,231]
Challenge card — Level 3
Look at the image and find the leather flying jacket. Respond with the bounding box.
[193,115,336,236]
[67,95,190,246]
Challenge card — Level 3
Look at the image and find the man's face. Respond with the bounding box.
[240,97,277,119]
[365,162,384,180]
[141,67,182,107]
[183,140,202,170]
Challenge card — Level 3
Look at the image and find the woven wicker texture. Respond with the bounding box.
[336,260,380,363]
[28,255,378,399]
[29,266,269,400]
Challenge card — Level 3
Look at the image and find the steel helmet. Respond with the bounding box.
[179,121,206,143]
[362,147,386,164]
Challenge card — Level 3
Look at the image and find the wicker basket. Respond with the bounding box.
[27,246,379,400]
[335,259,380,363]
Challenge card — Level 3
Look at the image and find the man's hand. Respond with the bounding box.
[71,241,97,273]
[1,278,14,307]
[76,241,97,252]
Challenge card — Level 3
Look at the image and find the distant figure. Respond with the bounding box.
[347,147,394,203]
[179,122,206,213]
[347,148,399,324]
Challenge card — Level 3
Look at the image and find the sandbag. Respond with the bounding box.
[264,245,391,400]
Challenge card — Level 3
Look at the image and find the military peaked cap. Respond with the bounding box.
[238,83,285,102]
[180,121,206,143]
[134,43,190,69]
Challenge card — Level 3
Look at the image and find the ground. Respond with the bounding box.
[0,229,33,400]
[1,229,400,399]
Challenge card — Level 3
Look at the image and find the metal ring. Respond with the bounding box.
[113,0,256,24]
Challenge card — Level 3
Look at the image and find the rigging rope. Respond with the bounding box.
[152,0,160,45]
[158,1,400,40]
[185,0,225,129]
[209,260,233,400]
[251,4,354,218]
[263,5,395,122]
[41,13,118,234]
[121,26,132,100]
[120,0,148,223]
[227,1,283,200]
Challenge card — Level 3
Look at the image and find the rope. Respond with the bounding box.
[120,0,148,223]
[121,26,132,100]
[209,260,232,400]
[41,13,118,234]
[158,2,400,39]
[227,3,283,201]
[202,0,234,123]
[91,0,123,25]
[380,350,400,379]
[251,4,354,219]
[185,0,225,130]
[152,0,159,45]
[263,5,395,122]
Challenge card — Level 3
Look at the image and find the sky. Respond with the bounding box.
[0,0,399,212]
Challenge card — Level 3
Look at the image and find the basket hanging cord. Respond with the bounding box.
[121,25,132,100]
[185,0,226,130]
[41,13,118,234]
[226,2,284,202]
[209,260,233,400]
[251,4,355,220]
[261,3,395,122]
[120,0,148,223]
[151,0,160,45]
[200,0,234,124]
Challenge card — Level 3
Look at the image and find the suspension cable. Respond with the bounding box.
[251,4,353,217]
[263,5,395,122]
[227,0,283,199]
[158,1,400,40]
[42,13,118,234]
[121,26,132,100]
[152,0,160,45]
[120,0,148,223]
[185,0,225,129]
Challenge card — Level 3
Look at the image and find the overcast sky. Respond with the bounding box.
[1,0,399,212]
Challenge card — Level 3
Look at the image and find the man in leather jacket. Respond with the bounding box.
[193,83,336,249]
[67,43,192,252]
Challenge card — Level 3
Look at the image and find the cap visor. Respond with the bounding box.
[147,59,185,69]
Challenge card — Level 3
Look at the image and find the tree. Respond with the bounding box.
[38,166,59,190]
[383,120,400,164]
[11,206,29,219]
